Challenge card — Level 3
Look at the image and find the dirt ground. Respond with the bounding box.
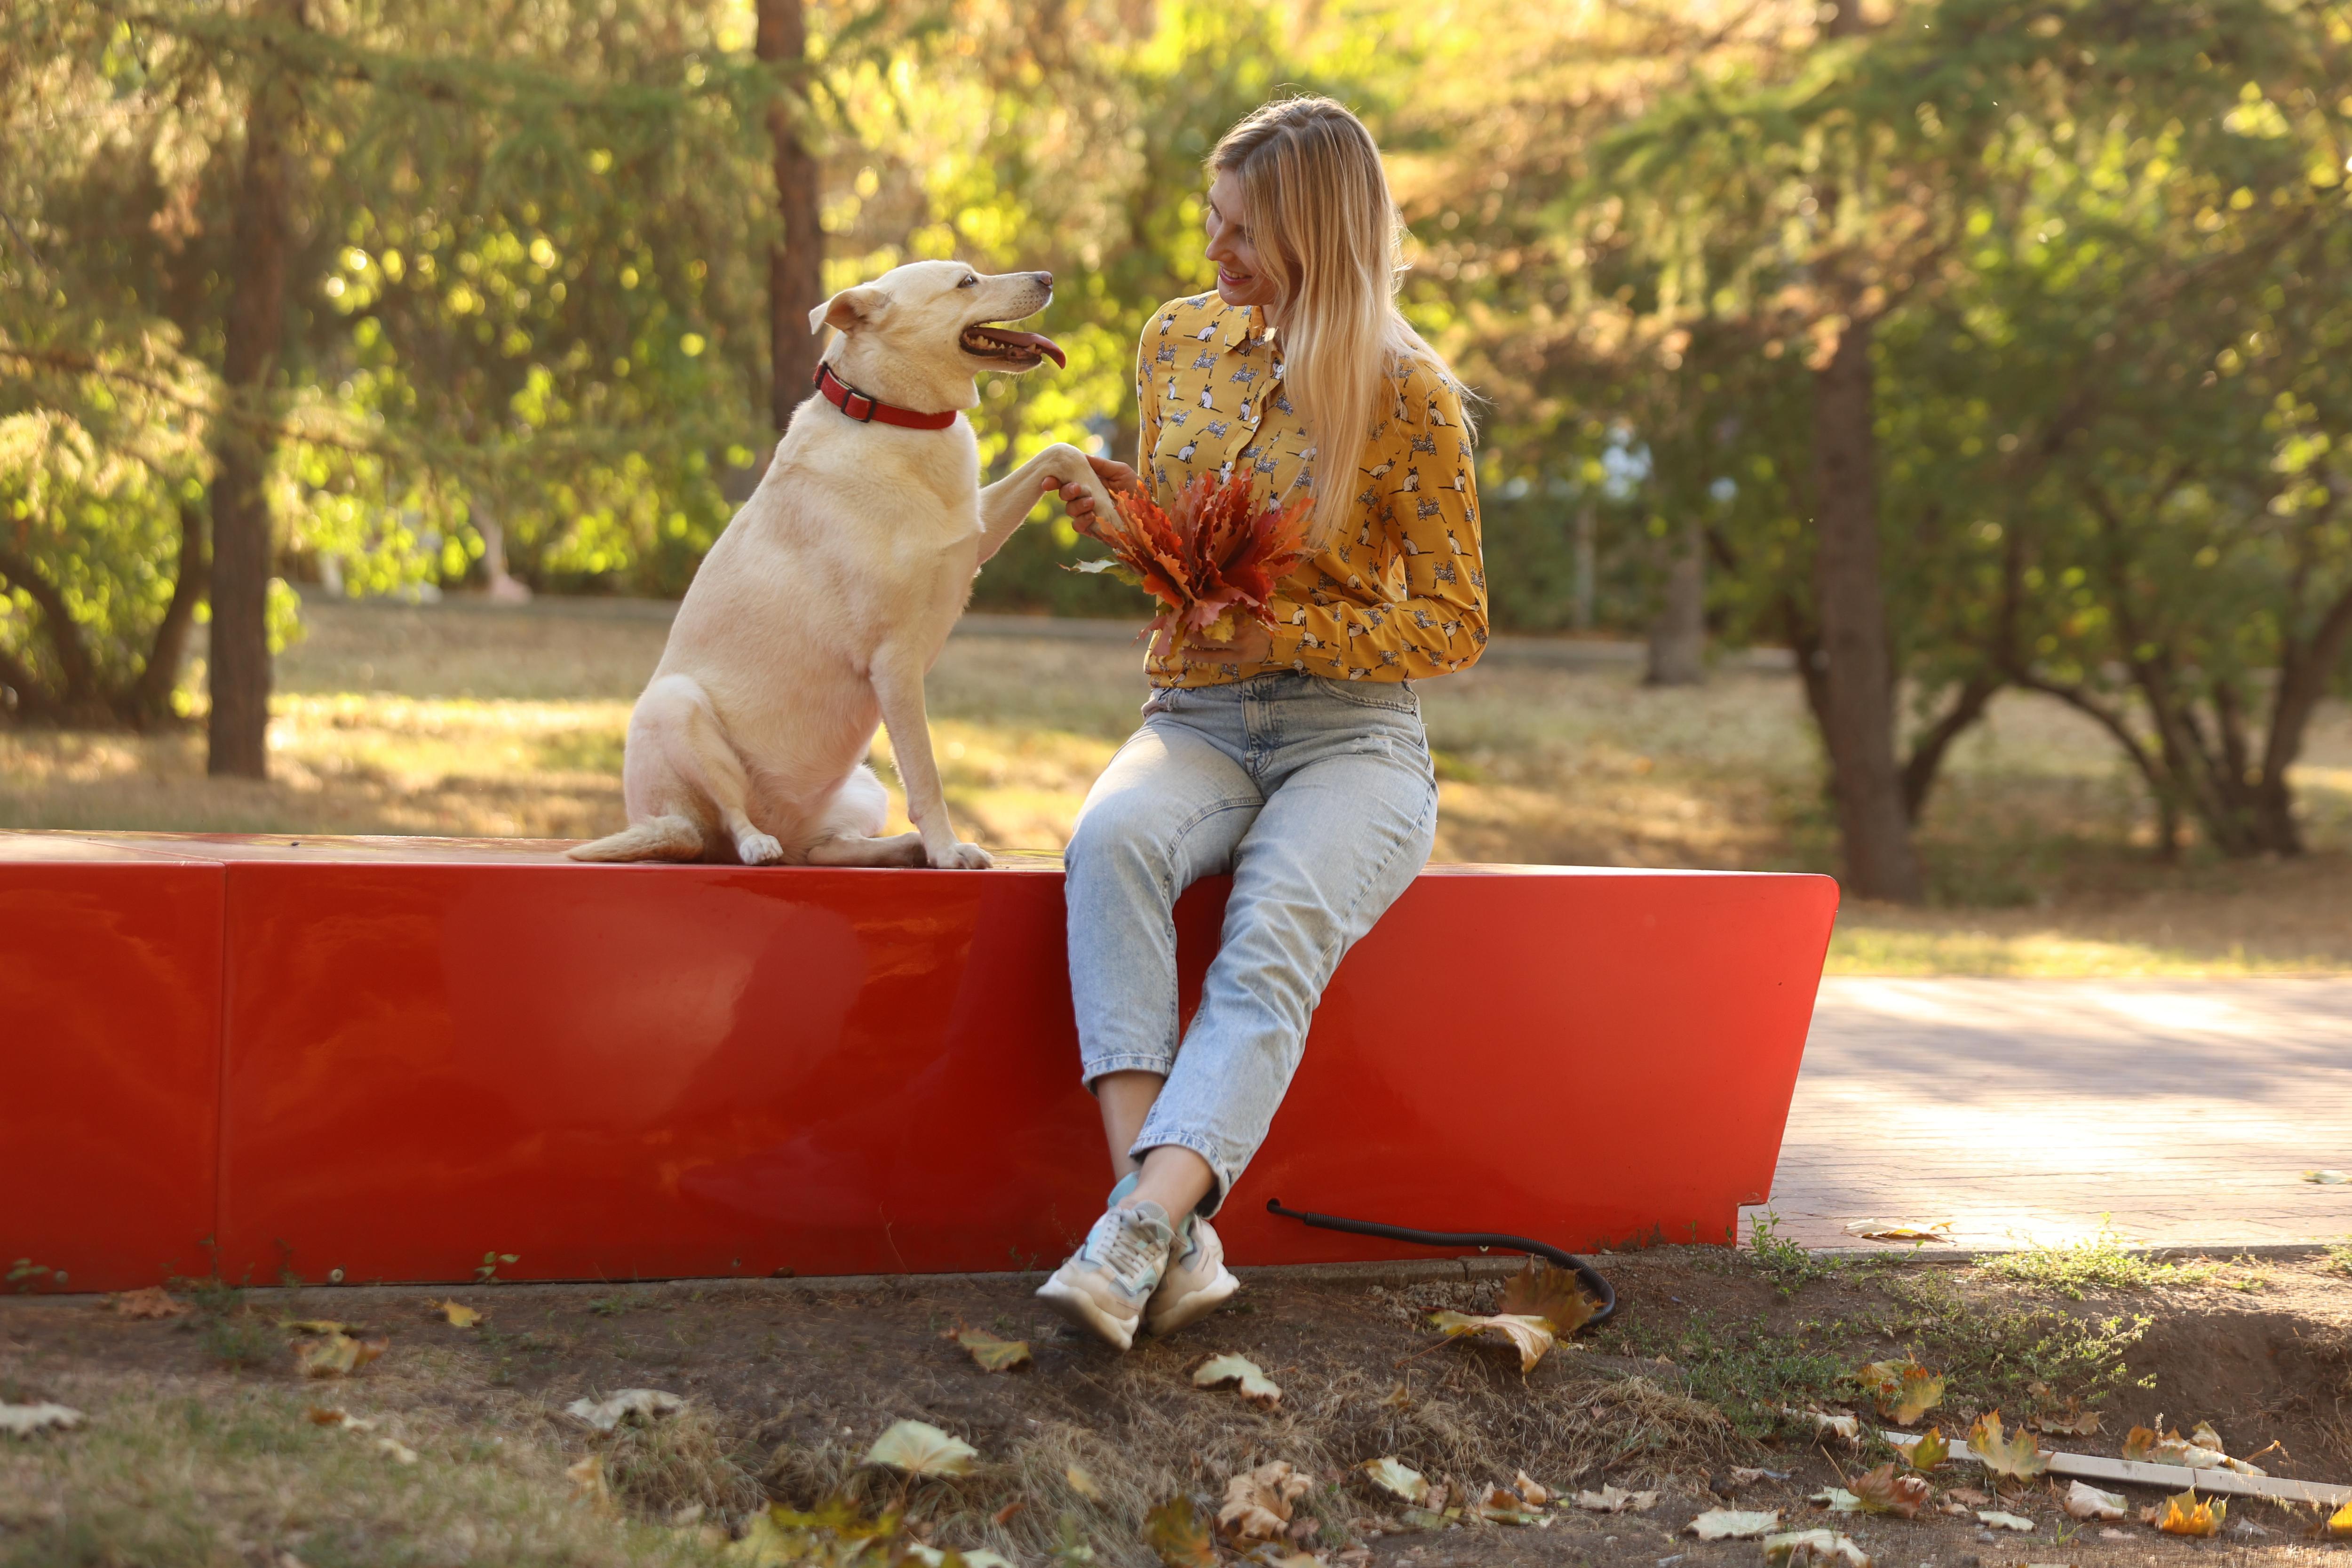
[6,1246,2350,1568]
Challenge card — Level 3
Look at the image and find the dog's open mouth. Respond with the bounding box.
[959,322,1066,369]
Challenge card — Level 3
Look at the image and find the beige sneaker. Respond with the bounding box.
[1146,1213,1241,1337]
[1034,1201,1175,1351]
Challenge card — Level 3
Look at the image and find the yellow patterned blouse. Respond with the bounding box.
[1134,293,1488,688]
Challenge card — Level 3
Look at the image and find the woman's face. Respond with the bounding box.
[1204,168,1280,315]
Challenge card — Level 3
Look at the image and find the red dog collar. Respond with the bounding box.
[812,363,957,430]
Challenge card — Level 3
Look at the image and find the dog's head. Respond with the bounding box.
[810,262,1065,415]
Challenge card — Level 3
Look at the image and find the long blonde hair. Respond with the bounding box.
[1212,96,1470,544]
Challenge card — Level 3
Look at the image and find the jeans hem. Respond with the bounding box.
[1081,1053,1176,1090]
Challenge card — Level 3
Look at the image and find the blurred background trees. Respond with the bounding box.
[2,0,2346,892]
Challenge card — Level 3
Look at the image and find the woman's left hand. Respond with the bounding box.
[1180,618,1273,667]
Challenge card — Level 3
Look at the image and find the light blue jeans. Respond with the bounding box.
[1064,672,1439,1215]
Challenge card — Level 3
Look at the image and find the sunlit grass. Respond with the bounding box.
[3,598,2347,975]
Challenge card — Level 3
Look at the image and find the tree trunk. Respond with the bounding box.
[2249,578,2352,855]
[759,0,825,434]
[1572,501,1597,631]
[123,498,209,729]
[207,49,294,779]
[1809,315,1924,901]
[1645,515,1706,685]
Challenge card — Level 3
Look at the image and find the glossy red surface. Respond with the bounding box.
[0,831,1837,1289]
[0,842,225,1290]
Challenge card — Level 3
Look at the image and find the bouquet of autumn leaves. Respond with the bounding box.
[1068,470,1313,659]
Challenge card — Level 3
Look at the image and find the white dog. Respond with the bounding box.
[568,261,1113,871]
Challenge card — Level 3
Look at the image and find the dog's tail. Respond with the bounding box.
[565,813,704,863]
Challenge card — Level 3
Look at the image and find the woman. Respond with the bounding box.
[1034,96,1486,1350]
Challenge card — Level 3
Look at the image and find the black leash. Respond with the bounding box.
[1266,1198,1616,1326]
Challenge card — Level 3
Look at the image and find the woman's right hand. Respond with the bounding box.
[1053,456,1138,539]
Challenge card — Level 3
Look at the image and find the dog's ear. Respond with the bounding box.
[810,285,885,336]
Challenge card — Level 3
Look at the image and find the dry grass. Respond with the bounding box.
[2,596,2346,974]
[0,1369,715,1568]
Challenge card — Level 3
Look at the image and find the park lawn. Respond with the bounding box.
[0,596,2346,975]
[2,1246,2349,1568]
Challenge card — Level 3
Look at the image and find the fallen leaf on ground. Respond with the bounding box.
[1219,1462,1311,1543]
[1848,1464,1930,1518]
[1778,1405,1861,1444]
[305,1406,375,1432]
[1426,1310,1555,1372]
[0,1402,84,1438]
[2121,1423,2261,1475]
[1843,1218,1952,1242]
[2062,1481,2128,1521]
[1937,1499,1971,1517]
[1732,1467,1793,1485]
[2323,1500,2352,1537]
[1811,1488,1862,1513]
[1359,1457,1429,1505]
[295,1332,388,1378]
[905,1547,1015,1568]
[428,1300,482,1329]
[279,1319,353,1334]
[1474,1484,1544,1524]
[1888,1427,1948,1470]
[1765,1528,1871,1568]
[947,1327,1032,1373]
[1967,1411,2049,1481]
[1498,1258,1600,1336]
[109,1287,191,1319]
[2304,1170,2350,1185]
[1854,1358,1944,1425]
[1978,1510,2035,1532]
[375,1436,418,1464]
[2027,1393,2100,1436]
[865,1419,978,1477]
[1943,1487,1990,1506]
[727,1504,896,1567]
[1066,1463,1104,1501]
[1192,1353,1281,1408]
[1514,1469,1552,1507]
[1687,1510,1782,1540]
[567,1454,613,1514]
[1574,1485,1659,1513]
[566,1389,684,1431]
[2153,1489,2225,1536]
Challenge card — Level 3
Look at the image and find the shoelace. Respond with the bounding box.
[1082,1208,1166,1295]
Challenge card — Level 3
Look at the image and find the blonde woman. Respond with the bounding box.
[1034,97,1487,1349]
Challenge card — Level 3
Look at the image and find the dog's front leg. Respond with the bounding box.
[869,649,990,870]
[975,442,1118,566]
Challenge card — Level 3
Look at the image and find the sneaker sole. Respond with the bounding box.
[1145,1262,1241,1337]
[1035,1275,1140,1352]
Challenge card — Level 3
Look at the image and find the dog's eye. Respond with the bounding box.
[957,274,978,288]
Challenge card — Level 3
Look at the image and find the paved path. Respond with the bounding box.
[1752,978,2352,1252]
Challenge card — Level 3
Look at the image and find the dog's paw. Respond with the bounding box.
[929,840,993,870]
[736,830,786,866]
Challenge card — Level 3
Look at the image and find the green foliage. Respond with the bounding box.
[1880,1268,2151,1405]
[1979,1228,2220,1298]
[4,0,2348,877]
[1746,1210,1847,1297]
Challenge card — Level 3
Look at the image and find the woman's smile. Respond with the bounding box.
[1204,168,1279,313]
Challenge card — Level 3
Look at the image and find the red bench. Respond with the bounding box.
[1,831,1836,1292]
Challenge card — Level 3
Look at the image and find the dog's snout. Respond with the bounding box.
[1033,271,1053,288]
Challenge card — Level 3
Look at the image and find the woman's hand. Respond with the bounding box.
[1049,456,1138,540]
[1179,617,1274,668]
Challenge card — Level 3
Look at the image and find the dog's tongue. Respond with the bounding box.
[985,327,1066,368]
